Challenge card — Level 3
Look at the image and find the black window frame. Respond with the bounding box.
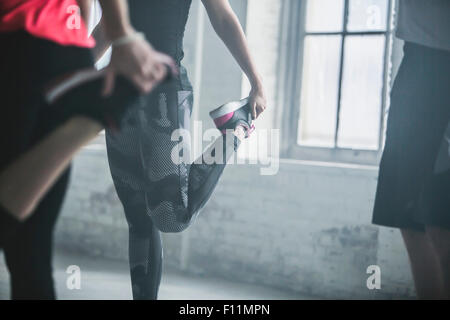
[276,0,396,165]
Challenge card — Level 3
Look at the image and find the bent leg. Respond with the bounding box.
[188,129,242,215]
[0,117,102,221]
[140,87,244,233]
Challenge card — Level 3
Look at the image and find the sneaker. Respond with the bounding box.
[209,97,255,138]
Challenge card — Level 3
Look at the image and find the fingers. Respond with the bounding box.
[152,62,167,83]
[251,101,257,120]
[126,62,162,94]
[108,40,178,95]
[102,68,116,97]
[252,100,268,119]
[136,54,177,93]
[256,103,266,118]
[154,52,178,77]
[115,69,158,95]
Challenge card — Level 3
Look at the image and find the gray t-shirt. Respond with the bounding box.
[397,0,450,51]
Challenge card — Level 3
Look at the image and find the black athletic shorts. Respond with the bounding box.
[0,31,94,170]
[372,42,450,231]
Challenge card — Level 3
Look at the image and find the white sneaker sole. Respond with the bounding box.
[209,97,250,119]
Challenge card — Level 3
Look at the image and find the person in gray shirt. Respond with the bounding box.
[372,0,450,299]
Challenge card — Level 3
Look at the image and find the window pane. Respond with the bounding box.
[337,35,385,150]
[298,36,342,148]
[305,0,345,32]
[347,0,388,32]
[239,0,283,160]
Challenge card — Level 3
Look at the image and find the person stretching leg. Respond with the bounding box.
[0,0,173,299]
[92,0,268,299]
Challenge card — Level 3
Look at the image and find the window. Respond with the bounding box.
[279,0,396,165]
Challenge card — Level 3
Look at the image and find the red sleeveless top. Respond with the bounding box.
[0,0,95,48]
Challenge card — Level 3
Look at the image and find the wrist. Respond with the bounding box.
[249,75,263,91]
[111,31,146,48]
[105,23,135,43]
[250,81,264,93]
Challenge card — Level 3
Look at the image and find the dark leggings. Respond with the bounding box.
[106,83,239,300]
[0,31,93,299]
[2,171,70,299]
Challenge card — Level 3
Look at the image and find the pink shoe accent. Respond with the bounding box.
[221,124,256,138]
[213,112,234,128]
[247,124,256,137]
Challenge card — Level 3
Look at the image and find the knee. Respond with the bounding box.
[128,218,159,239]
[150,207,191,234]
[152,218,189,234]
[124,204,190,234]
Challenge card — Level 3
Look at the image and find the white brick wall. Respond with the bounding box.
[55,0,415,299]
[56,149,414,299]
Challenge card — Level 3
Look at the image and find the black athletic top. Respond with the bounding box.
[128,0,193,64]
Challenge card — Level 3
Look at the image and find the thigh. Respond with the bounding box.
[139,85,193,208]
[373,42,450,230]
[106,110,148,233]
[106,106,147,202]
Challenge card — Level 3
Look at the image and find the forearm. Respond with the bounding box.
[76,0,110,62]
[208,8,262,88]
[77,0,92,23]
[92,19,112,61]
[0,117,102,221]
[98,0,134,40]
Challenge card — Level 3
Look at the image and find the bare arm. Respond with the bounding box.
[77,0,92,24]
[91,19,112,61]
[76,0,110,61]
[202,0,267,119]
[97,0,133,40]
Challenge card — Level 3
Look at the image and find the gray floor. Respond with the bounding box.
[0,250,302,300]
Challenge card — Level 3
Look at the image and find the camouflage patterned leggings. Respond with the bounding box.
[105,82,239,299]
